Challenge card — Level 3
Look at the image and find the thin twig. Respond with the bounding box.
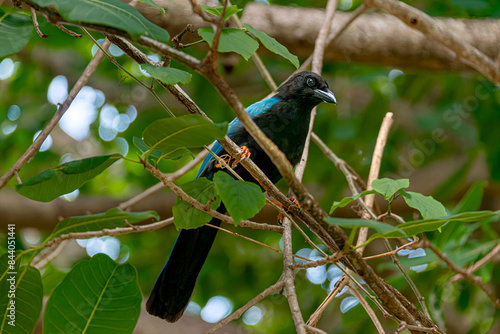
[145,161,283,232]
[207,280,285,334]
[384,239,431,317]
[0,39,110,190]
[32,240,69,269]
[294,0,338,181]
[56,23,82,38]
[298,4,369,72]
[305,325,328,334]
[356,112,394,253]
[364,237,419,260]
[282,216,307,334]
[292,252,343,269]
[450,243,500,283]
[206,223,289,257]
[348,283,385,334]
[306,274,348,327]
[228,1,278,91]
[31,7,48,38]
[396,322,441,334]
[363,0,500,84]
[45,217,174,248]
[424,239,500,307]
[171,23,195,49]
[118,149,207,210]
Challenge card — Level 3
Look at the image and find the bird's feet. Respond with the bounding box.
[269,197,301,223]
[215,146,251,169]
[232,146,251,167]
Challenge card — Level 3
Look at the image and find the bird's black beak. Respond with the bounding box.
[313,88,337,104]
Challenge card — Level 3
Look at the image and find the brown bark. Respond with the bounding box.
[129,0,500,72]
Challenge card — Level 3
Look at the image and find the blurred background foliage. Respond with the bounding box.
[1,0,499,333]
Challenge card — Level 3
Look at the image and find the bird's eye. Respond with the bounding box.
[306,77,316,87]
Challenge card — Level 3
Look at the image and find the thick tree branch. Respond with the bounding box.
[363,0,500,84]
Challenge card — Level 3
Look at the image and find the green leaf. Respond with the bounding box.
[243,24,299,68]
[452,181,485,214]
[371,178,410,200]
[137,0,165,14]
[367,210,500,242]
[41,264,67,297]
[200,5,242,20]
[31,0,169,42]
[0,8,33,58]
[140,64,192,85]
[0,254,43,334]
[329,190,378,214]
[133,136,161,157]
[15,154,122,202]
[213,172,266,225]
[324,217,406,236]
[198,27,259,60]
[142,114,228,151]
[47,208,160,241]
[43,254,141,334]
[159,147,195,161]
[400,190,447,219]
[172,178,221,229]
[133,136,193,160]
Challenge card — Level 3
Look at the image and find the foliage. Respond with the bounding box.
[0,0,499,333]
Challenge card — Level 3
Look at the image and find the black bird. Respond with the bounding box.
[146,71,336,322]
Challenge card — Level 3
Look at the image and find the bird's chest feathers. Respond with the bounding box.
[255,103,312,164]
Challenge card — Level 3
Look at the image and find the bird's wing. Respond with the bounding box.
[196,96,280,178]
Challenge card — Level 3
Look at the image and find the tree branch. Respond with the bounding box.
[207,280,285,334]
[0,39,110,190]
[450,243,500,283]
[363,0,500,84]
[424,239,500,308]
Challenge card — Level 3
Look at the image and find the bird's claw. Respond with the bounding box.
[276,197,301,223]
[231,146,251,167]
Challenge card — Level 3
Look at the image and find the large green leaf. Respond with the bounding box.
[324,217,406,236]
[400,190,447,219]
[133,136,193,161]
[198,27,259,60]
[0,8,33,58]
[141,64,192,85]
[142,114,227,151]
[43,254,141,334]
[16,154,122,202]
[329,190,377,214]
[244,24,299,68]
[367,210,500,242]
[371,178,410,200]
[47,208,160,241]
[172,178,221,230]
[213,172,266,225]
[452,181,485,214]
[31,0,169,42]
[0,254,43,334]
[200,5,242,20]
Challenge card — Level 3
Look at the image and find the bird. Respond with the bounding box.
[146,71,336,322]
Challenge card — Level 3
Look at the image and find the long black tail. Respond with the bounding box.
[146,205,224,322]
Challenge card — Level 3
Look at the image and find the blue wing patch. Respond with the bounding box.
[196,96,280,178]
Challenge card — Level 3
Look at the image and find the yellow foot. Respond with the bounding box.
[274,197,301,222]
[231,146,251,167]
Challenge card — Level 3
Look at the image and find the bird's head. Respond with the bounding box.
[278,71,337,106]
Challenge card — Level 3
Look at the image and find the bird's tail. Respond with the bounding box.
[146,205,225,322]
